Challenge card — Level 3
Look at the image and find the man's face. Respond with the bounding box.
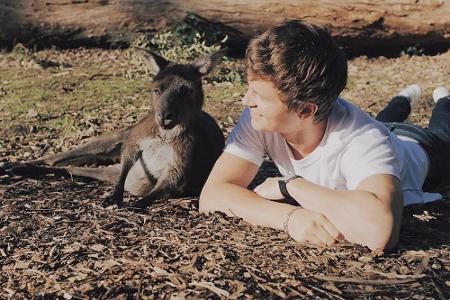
[242,80,300,133]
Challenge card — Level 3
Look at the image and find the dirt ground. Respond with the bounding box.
[0,48,449,299]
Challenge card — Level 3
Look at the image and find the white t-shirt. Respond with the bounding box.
[225,98,442,206]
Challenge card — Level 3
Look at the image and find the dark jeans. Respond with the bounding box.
[375,96,450,193]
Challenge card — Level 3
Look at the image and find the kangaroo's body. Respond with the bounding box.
[9,49,226,207]
[116,110,224,207]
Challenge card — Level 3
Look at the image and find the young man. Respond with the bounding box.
[199,20,450,251]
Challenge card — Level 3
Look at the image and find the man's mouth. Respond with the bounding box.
[250,110,263,118]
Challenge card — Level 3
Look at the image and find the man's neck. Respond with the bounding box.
[281,119,327,160]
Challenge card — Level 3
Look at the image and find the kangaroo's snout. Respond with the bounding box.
[155,111,176,130]
[154,83,193,130]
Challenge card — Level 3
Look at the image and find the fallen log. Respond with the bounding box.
[1,0,449,56]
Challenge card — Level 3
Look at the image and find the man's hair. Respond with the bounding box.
[246,20,348,122]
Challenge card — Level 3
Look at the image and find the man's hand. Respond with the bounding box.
[254,177,344,247]
[253,177,284,200]
[288,209,343,247]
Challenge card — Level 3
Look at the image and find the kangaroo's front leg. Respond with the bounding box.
[104,145,141,208]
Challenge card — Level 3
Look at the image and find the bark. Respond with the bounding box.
[1,0,449,55]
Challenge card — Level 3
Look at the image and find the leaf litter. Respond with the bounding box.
[0,47,449,299]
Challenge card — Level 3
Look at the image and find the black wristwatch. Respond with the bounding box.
[278,175,302,201]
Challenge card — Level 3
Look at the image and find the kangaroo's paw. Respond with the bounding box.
[130,197,155,209]
[102,193,123,208]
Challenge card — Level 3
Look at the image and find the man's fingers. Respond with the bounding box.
[309,215,340,246]
[322,220,342,241]
[303,235,324,247]
[313,226,337,246]
[289,209,342,247]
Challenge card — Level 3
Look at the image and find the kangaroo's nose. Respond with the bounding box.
[162,112,174,122]
[156,112,175,127]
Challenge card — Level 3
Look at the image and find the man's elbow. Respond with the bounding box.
[351,189,403,251]
[367,197,403,251]
[199,187,210,213]
[200,181,237,217]
[365,230,399,252]
[363,216,400,252]
[199,182,217,213]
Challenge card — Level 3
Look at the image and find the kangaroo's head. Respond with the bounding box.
[136,48,227,130]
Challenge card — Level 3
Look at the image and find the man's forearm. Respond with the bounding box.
[286,178,401,250]
[200,183,298,231]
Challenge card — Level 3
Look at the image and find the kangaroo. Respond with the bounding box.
[8,49,226,208]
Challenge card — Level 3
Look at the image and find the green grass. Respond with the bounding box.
[205,82,246,104]
[0,50,248,150]
[0,67,151,137]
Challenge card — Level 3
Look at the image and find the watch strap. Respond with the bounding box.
[278,175,302,201]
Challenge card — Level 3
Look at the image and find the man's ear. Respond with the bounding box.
[193,48,228,76]
[134,47,170,75]
[297,103,319,119]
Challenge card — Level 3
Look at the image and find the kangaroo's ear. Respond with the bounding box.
[134,47,170,75]
[193,48,228,76]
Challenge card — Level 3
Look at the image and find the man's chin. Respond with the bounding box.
[250,118,270,132]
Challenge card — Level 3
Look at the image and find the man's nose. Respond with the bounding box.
[241,90,255,107]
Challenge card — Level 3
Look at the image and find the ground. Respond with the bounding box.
[0,47,449,299]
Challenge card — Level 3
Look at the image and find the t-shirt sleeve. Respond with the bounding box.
[224,108,266,166]
[340,127,401,190]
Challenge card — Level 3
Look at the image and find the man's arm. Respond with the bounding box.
[199,152,341,245]
[283,174,404,250]
[200,152,293,229]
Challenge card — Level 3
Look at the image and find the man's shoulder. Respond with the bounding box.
[332,97,375,125]
[225,108,282,166]
[331,98,390,137]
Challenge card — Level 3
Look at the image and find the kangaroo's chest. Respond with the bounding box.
[124,137,179,196]
[139,137,178,175]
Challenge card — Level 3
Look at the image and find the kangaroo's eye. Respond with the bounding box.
[153,88,161,94]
